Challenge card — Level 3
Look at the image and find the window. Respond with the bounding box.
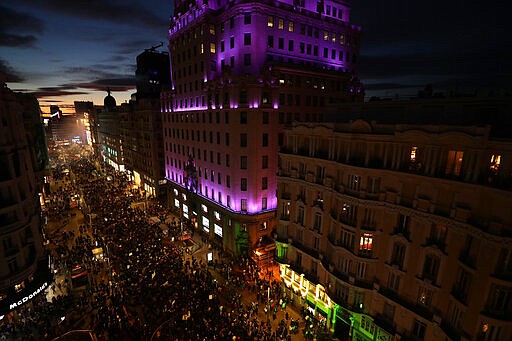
[262,197,267,210]
[210,43,216,53]
[422,254,440,282]
[244,53,251,66]
[397,214,410,236]
[220,40,225,52]
[297,206,304,225]
[226,175,230,188]
[230,17,234,28]
[388,272,400,291]
[383,302,395,322]
[241,199,247,212]
[262,111,269,124]
[244,13,251,25]
[278,37,284,49]
[244,33,251,45]
[262,133,268,147]
[241,178,247,191]
[278,18,284,29]
[341,229,355,250]
[356,261,367,279]
[300,42,305,53]
[359,233,373,256]
[240,111,247,124]
[429,224,447,245]
[412,319,426,340]
[281,202,290,219]
[240,156,247,169]
[313,213,322,232]
[410,146,418,161]
[262,177,268,190]
[268,35,274,48]
[267,16,274,27]
[418,286,433,306]
[391,242,406,268]
[446,150,464,176]
[348,174,361,191]
[225,132,230,146]
[490,154,501,174]
[226,154,230,167]
[340,203,357,225]
[367,176,380,194]
[487,284,511,315]
[288,40,294,51]
[209,24,215,35]
[240,133,247,147]
[230,36,235,49]
[453,267,472,302]
[262,155,268,169]
[288,21,294,32]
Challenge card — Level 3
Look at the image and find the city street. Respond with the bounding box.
[35,155,333,340]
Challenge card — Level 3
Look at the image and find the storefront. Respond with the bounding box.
[0,259,53,316]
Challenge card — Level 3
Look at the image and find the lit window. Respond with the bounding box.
[359,233,373,251]
[214,211,221,221]
[241,199,247,212]
[410,146,418,161]
[209,24,215,35]
[288,21,294,32]
[340,34,345,45]
[445,150,464,176]
[490,154,501,174]
[200,43,204,54]
[14,282,25,293]
[201,203,208,213]
[332,35,336,43]
[324,31,329,41]
[418,287,432,307]
[267,15,274,27]
[278,18,284,30]
[210,43,216,53]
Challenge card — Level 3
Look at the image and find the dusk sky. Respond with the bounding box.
[1,0,509,113]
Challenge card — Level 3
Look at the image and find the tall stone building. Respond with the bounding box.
[162,0,363,260]
[0,81,51,315]
[275,96,512,341]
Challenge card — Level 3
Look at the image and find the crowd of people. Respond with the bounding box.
[1,149,332,340]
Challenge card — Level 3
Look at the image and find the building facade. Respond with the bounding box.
[275,108,512,340]
[162,0,363,259]
[0,82,51,315]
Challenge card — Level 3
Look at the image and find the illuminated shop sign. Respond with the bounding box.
[9,282,48,310]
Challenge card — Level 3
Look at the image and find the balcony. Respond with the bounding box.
[292,240,319,259]
[481,305,512,321]
[358,249,373,259]
[379,287,434,321]
[424,237,446,252]
[373,313,396,336]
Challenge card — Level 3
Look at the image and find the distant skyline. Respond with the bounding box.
[0,0,509,112]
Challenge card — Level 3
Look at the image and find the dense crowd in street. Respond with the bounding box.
[1,149,330,340]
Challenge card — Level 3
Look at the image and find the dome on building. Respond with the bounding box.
[104,88,116,109]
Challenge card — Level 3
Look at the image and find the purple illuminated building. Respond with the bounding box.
[161,0,364,259]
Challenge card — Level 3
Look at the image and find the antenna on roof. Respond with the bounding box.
[146,42,164,52]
